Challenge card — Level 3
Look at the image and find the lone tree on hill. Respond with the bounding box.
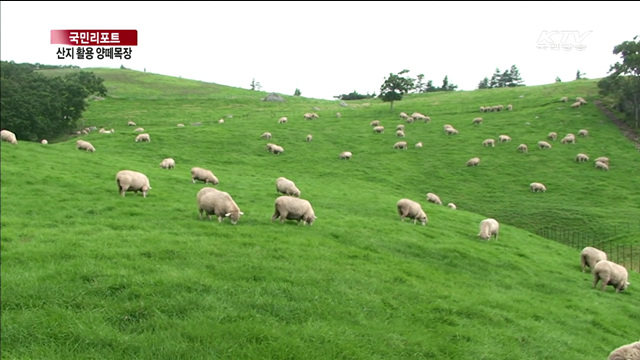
[250,78,261,91]
[378,69,414,111]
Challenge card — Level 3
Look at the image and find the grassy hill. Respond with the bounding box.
[1,68,639,360]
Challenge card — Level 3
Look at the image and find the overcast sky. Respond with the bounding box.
[1,1,639,100]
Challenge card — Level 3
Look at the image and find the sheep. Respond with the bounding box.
[370,120,381,127]
[76,140,96,152]
[160,158,176,169]
[595,161,610,171]
[472,117,483,125]
[426,192,443,205]
[466,157,480,167]
[443,124,454,132]
[405,116,415,124]
[393,141,408,150]
[306,134,313,142]
[507,104,513,111]
[266,143,277,152]
[135,133,151,142]
[127,121,136,126]
[396,130,405,138]
[415,142,423,148]
[303,113,319,120]
[399,112,409,120]
[198,189,244,225]
[577,97,588,105]
[447,203,457,210]
[571,101,582,108]
[396,124,405,131]
[336,112,341,118]
[191,167,219,185]
[396,198,428,225]
[411,113,428,122]
[580,246,607,273]
[482,138,495,147]
[1,130,18,145]
[339,151,353,160]
[593,260,630,292]
[41,139,48,145]
[548,132,558,141]
[560,96,569,102]
[595,156,610,165]
[261,132,272,140]
[560,134,576,144]
[478,218,500,241]
[271,196,317,225]
[498,135,512,143]
[133,127,145,133]
[538,141,552,149]
[177,123,185,127]
[276,177,301,197]
[271,145,284,155]
[479,106,485,112]
[578,129,589,137]
[218,119,225,124]
[278,117,288,124]
[496,105,504,112]
[517,144,528,153]
[575,153,589,162]
[607,341,640,360]
[530,182,546,192]
[373,126,385,133]
[445,127,459,135]
[115,170,151,198]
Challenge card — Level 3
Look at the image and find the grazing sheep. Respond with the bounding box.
[339,151,353,160]
[478,218,500,241]
[135,133,151,142]
[482,138,496,147]
[426,192,443,205]
[577,97,588,105]
[466,157,480,167]
[218,119,225,124]
[595,161,609,171]
[517,144,528,153]
[370,120,381,127]
[1,130,18,144]
[271,145,284,155]
[261,132,272,140]
[198,190,244,225]
[177,123,185,127]
[593,260,630,292]
[443,124,453,132]
[411,113,428,122]
[336,112,341,118]
[575,153,589,162]
[373,126,385,133]
[548,132,558,141]
[415,142,423,148]
[276,177,301,197]
[445,127,459,135]
[538,141,552,149]
[399,112,409,120]
[396,198,428,225]
[595,156,610,165]
[498,135,512,143]
[560,134,576,144]
[76,140,96,152]
[271,196,317,225]
[580,246,607,273]
[607,341,640,360]
[479,106,485,112]
[396,130,405,138]
[472,117,483,125]
[278,117,288,124]
[447,203,457,210]
[396,124,405,131]
[530,182,546,192]
[496,105,504,112]
[116,170,151,198]
[578,129,589,137]
[560,96,569,102]
[306,134,313,142]
[41,139,48,145]
[133,127,145,132]
[127,121,136,126]
[571,101,582,108]
[507,104,513,111]
[160,158,176,169]
[393,141,408,150]
[405,116,415,124]
[303,113,319,120]
[266,143,277,152]
[191,167,219,185]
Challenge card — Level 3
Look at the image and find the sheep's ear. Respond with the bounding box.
[239,212,244,215]
[225,213,230,217]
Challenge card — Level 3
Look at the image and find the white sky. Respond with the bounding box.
[1,1,639,100]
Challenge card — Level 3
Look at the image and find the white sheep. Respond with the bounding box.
[191,167,219,185]
[271,145,284,155]
[595,157,610,165]
[472,117,483,125]
[445,127,459,135]
[466,157,480,167]
[578,129,589,137]
[482,138,496,147]
[443,124,453,132]
[399,112,409,120]
[276,177,301,197]
[577,97,588,105]
[405,116,415,124]
[41,139,48,145]
[396,198,428,225]
[278,117,288,124]
[530,182,546,192]
[411,113,428,122]
[571,101,582,108]
[127,121,136,126]
[261,132,272,140]
[135,133,151,142]
[115,170,151,198]
[580,246,607,273]
[607,341,640,360]
[538,141,552,149]
[396,124,405,131]
[177,123,185,127]
[479,106,485,112]
[271,196,317,225]
[595,161,609,171]
[1,130,18,145]
[196,187,219,204]
[548,132,558,141]
[339,151,353,160]
[560,134,576,144]
[306,134,313,142]
[76,140,96,152]
[370,120,381,127]
[575,153,589,162]
[426,192,443,205]
[133,127,145,133]
[593,260,630,293]
[393,141,407,150]
[336,112,342,118]
[415,142,423,148]
[218,119,225,124]
[498,135,512,143]
[160,158,176,169]
[517,144,528,153]
[373,126,385,133]
[560,96,568,102]
[198,190,244,225]
[396,130,405,138]
[507,104,513,111]
[447,203,457,210]
[303,113,319,120]
[478,218,499,241]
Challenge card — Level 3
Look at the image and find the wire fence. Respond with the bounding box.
[536,222,640,273]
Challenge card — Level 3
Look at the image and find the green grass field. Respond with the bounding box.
[2,68,639,359]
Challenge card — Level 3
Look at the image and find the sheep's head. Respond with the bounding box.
[225,211,244,225]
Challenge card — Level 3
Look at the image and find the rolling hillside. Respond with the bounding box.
[1,68,639,360]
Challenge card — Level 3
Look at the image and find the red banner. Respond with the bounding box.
[51,30,137,46]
